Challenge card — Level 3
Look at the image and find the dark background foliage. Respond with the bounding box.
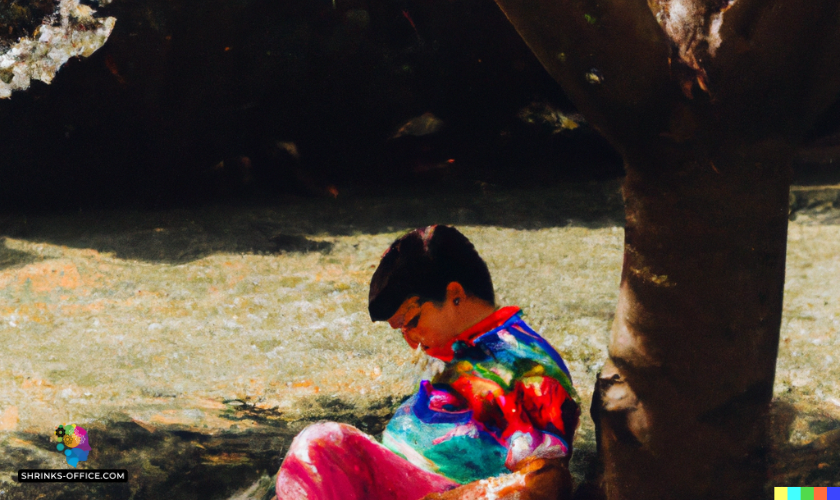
[0,0,836,211]
[0,0,625,210]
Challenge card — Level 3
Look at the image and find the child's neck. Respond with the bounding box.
[452,298,498,336]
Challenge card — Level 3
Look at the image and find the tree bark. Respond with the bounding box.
[594,138,793,499]
[491,0,840,497]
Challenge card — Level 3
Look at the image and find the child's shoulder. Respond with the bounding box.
[477,315,567,366]
[440,314,575,395]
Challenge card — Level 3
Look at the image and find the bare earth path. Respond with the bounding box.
[0,181,838,499]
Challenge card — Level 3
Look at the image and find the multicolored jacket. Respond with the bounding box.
[382,306,579,484]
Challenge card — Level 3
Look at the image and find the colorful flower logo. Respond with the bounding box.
[54,423,91,468]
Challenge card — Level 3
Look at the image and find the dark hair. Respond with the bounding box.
[368,225,495,321]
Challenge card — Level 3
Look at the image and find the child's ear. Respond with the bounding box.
[445,282,466,304]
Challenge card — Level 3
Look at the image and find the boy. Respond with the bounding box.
[276,225,579,500]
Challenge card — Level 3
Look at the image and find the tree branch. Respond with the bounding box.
[492,0,681,152]
[710,0,840,139]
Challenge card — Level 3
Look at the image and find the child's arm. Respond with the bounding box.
[421,457,572,500]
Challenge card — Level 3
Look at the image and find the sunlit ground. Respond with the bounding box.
[0,181,837,498]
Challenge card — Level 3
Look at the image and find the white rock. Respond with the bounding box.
[0,0,116,98]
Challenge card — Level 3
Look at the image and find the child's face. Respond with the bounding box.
[387,296,462,353]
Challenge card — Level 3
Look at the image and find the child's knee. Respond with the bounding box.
[280,421,375,483]
[289,422,363,453]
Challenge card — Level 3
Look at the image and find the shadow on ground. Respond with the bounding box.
[4,398,837,500]
[0,182,625,264]
[3,180,838,265]
[3,396,404,500]
[0,238,42,270]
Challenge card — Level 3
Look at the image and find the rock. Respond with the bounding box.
[0,0,115,98]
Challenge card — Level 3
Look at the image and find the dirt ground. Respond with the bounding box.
[0,180,838,499]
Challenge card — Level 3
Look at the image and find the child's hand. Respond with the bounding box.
[420,457,572,500]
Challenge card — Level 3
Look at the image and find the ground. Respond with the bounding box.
[0,180,838,499]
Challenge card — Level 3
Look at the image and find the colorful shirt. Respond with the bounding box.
[382,307,579,484]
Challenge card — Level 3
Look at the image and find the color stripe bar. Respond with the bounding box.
[777,488,840,500]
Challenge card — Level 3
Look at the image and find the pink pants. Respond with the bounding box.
[276,422,458,500]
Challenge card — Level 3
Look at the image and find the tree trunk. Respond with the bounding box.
[595,139,793,499]
[490,0,840,497]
